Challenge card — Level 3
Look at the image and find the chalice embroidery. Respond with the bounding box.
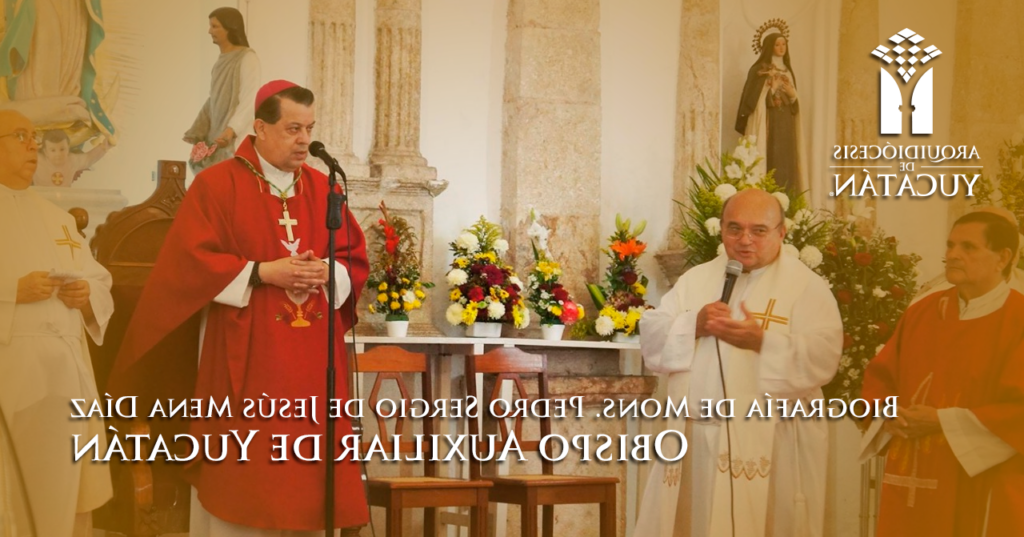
[282,288,321,328]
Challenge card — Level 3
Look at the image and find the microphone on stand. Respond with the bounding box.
[720,259,743,304]
[309,141,342,174]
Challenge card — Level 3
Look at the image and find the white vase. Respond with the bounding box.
[613,332,640,344]
[540,324,565,341]
[385,320,409,338]
[466,322,502,338]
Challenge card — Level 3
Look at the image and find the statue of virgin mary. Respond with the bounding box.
[735,21,805,194]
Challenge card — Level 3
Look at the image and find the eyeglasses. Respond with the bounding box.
[0,130,40,146]
[723,223,782,240]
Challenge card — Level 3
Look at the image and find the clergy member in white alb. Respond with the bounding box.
[634,188,842,537]
[0,110,113,536]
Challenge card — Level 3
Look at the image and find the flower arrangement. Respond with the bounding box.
[524,210,584,327]
[365,201,433,321]
[583,215,650,339]
[676,136,830,270]
[816,212,921,403]
[444,216,530,329]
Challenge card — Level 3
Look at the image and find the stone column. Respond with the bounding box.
[500,0,603,304]
[832,0,879,230]
[308,0,363,174]
[655,0,720,283]
[948,0,1024,223]
[369,0,438,185]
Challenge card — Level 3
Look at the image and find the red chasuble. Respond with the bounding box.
[862,288,1024,537]
[110,136,370,531]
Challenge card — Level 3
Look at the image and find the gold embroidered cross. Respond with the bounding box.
[883,448,938,507]
[55,225,81,259]
[750,298,788,330]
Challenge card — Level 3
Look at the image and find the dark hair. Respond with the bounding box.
[42,129,70,146]
[255,86,315,124]
[210,7,249,47]
[755,33,796,88]
[953,211,1020,277]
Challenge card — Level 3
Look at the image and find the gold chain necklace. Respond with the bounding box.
[237,156,302,242]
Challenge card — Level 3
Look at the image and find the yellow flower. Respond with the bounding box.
[455,258,469,268]
[368,304,376,313]
[450,289,462,300]
[632,283,647,296]
[498,289,509,300]
[413,300,422,309]
[390,301,401,311]
[414,281,422,289]
[550,305,563,316]
[377,293,388,303]
[390,291,399,299]
[578,306,585,319]
[402,278,410,284]
[378,282,388,291]
[403,301,415,311]
[415,289,426,299]
[462,305,478,325]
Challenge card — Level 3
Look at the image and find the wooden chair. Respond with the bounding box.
[87,161,195,536]
[466,348,618,537]
[357,346,492,537]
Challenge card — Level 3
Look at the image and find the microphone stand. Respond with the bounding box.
[321,151,374,537]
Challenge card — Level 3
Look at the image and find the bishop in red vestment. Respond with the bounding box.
[861,212,1024,537]
[110,81,370,533]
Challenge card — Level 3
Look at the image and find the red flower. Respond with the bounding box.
[552,286,569,302]
[825,242,838,256]
[621,270,638,285]
[560,301,580,324]
[889,285,906,299]
[836,290,853,304]
[467,287,485,302]
[481,264,505,286]
[854,252,873,266]
[843,333,854,349]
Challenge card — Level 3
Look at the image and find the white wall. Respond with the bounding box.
[600,0,682,299]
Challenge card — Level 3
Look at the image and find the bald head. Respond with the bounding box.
[721,188,786,271]
[0,110,39,190]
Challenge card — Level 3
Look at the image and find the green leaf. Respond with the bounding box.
[586,283,606,310]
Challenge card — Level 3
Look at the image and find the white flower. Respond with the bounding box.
[793,208,814,224]
[717,243,726,256]
[715,183,738,201]
[526,221,550,253]
[445,303,464,326]
[518,306,531,329]
[540,291,551,300]
[875,344,886,355]
[872,286,887,298]
[446,268,468,286]
[402,290,417,303]
[783,243,800,258]
[509,276,524,289]
[747,135,757,144]
[799,245,823,269]
[725,163,743,180]
[494,239,509,255]
[456,233,479,252]
[745,175,760,186]
[784,218,795,231]
[487,302,506,320]
[734,144,758,165]
[855,284,863,292]
[595,315,616,336]
[704,217,721,236]
[772,192,790,212]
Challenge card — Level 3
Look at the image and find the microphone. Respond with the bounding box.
[308,141,342,173]
[720,259,743,304]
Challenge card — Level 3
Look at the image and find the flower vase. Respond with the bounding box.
[385,320,409,338]
[466,322,502,338]
[613,332,639,344]
[540,323,565,341]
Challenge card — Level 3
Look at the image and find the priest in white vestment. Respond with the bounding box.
[0,110,112,536]
[635,189,842,537]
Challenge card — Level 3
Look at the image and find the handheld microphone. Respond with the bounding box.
[720,259,743,304]
[308,141,341,172]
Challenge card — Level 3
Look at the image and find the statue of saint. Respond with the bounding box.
[735,20,804,194]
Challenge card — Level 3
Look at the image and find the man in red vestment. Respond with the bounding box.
[861,212,1024,536]
[110,81,370,535]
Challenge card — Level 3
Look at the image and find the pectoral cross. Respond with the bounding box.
[279,210,298,242]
